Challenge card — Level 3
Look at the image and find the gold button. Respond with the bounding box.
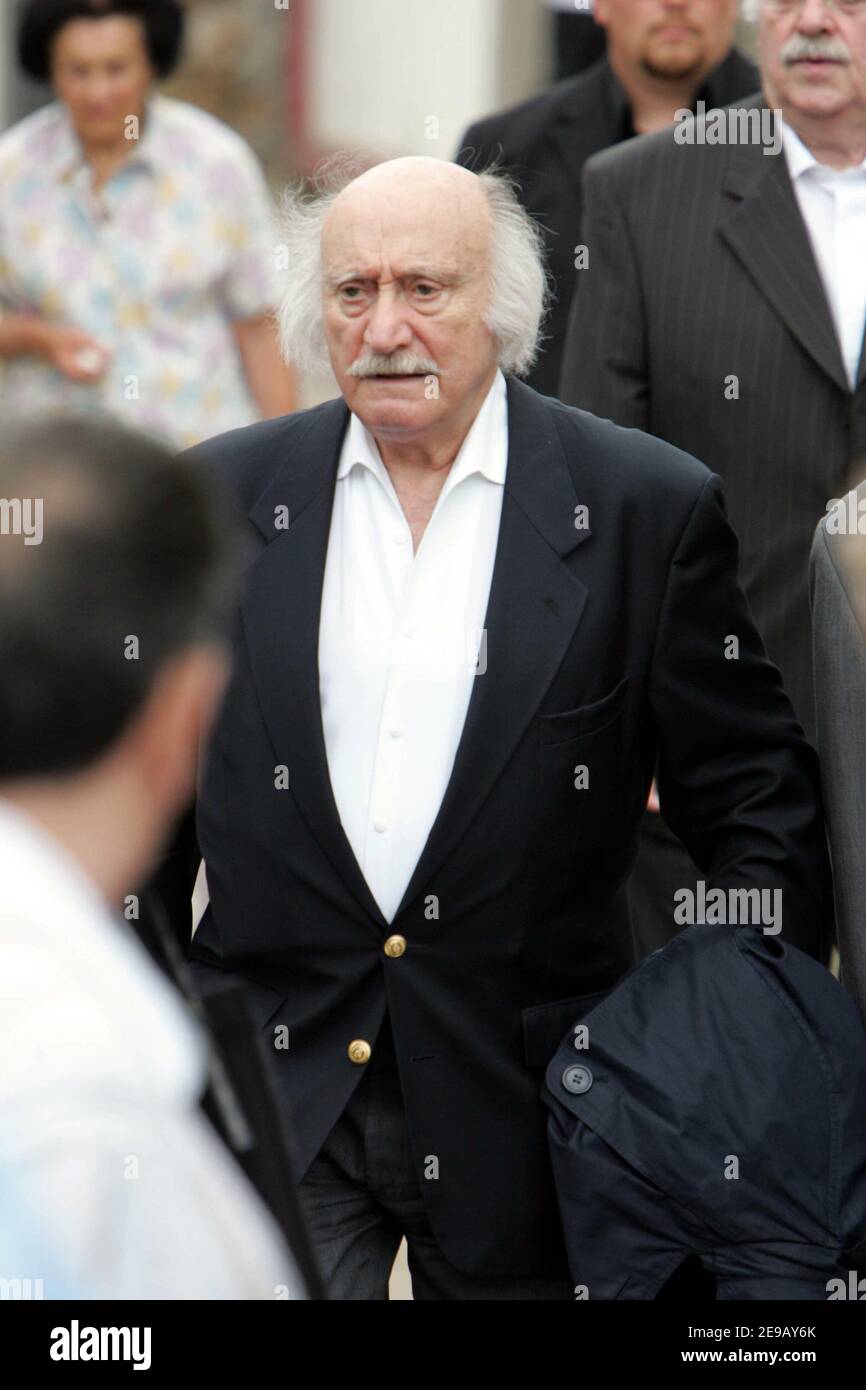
[384,934,407,958]
[348,1039,371,1064]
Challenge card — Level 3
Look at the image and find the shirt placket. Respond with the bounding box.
[68,167,114,406]
[366,493,415,867]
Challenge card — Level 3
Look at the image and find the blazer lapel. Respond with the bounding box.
[392,378,592,922]
[718,117,849,395]
[241,400,390,932]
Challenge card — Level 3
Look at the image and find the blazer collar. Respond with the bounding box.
[248,376,586,559]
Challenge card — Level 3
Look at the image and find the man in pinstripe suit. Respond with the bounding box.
[456,1,753,398]
[560,0,866,959]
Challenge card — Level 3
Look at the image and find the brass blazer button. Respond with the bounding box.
[348,1039,372,1064]
[384,934,407,958]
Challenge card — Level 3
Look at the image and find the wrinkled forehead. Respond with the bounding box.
[322,181,491,284]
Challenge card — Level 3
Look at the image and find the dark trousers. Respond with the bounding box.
[297,1062,573,1301]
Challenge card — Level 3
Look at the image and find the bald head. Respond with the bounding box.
[321,158,494,377]
[320,156,511,443]
[323,155,492,271]
[275,154,548,451]
[326,155,489,214]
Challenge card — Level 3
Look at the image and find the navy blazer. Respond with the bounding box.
[155,378,828,1278]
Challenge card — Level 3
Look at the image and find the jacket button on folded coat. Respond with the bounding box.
[384,934,407,958]
[561,1064,593,1095]
[348,1039,372,1064]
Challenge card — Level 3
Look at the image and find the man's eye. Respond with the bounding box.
[341,286,362,299]
[415,284,437,297]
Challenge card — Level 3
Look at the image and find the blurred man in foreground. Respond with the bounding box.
[0,413,306,1299]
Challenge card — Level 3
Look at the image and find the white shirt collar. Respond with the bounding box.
[339,368,508,497]
[781,117,866,184]
[51,91,165,183]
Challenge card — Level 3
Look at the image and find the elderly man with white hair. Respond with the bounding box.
[155,154,827,1299]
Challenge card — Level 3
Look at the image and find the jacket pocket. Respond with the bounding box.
[522,988,611,1069]
[539,677,629,746]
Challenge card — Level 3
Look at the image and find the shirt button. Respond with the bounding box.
[373,817,388,833]
[348,1039,371,1064]
[561,1064,593,1095]
[384,934,407,958]
[400,621,413,638]
[388,725,403,739]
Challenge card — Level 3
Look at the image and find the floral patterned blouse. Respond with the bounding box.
[0,94,280,448]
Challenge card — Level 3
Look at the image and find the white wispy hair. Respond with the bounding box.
[273,155,550,378]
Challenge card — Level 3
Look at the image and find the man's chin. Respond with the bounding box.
[785,70,850,115]
[789,62,849,87]
[354,398,432,435]
[641,48,703,83]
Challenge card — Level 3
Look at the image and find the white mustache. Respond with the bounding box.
[347,352,441,377]
[782,35,851,66]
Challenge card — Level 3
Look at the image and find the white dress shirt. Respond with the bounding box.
[781,119,866,389]
[318,369,508,923]
[0,798,304,1299]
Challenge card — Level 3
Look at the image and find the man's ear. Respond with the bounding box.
[125,645,231,819]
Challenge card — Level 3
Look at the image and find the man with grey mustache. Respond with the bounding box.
[153,153,827,1299]
[561,0,866,963]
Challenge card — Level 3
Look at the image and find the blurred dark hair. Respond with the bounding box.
[17,0,185,82]
[0,412,239,779]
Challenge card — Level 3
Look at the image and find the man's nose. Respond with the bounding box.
[363,290,413,354]
[796,0,836,32]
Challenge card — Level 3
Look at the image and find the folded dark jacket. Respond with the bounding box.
[543,924,866,1299]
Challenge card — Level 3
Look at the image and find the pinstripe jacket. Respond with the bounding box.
[811,484,866,1027]
[455,51,758,399]
[560,94,866,744]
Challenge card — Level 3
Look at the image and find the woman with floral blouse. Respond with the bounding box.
[0,0,297,449]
